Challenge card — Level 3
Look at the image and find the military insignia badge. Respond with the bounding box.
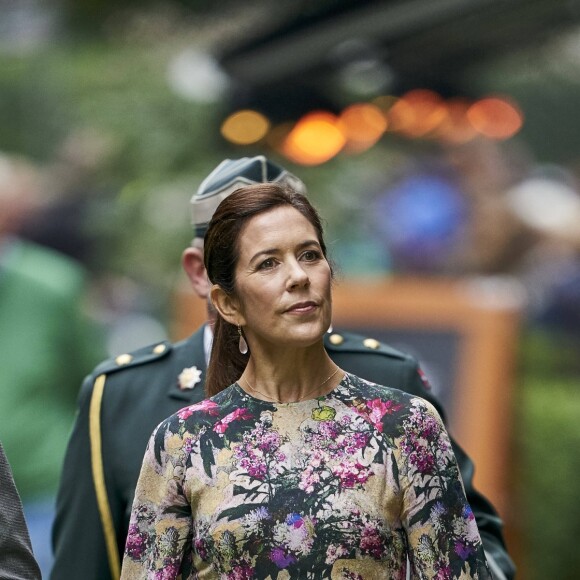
[178,366,202,390]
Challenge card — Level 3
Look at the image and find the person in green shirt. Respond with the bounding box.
[0,152,105,576]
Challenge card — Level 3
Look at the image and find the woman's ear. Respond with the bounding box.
[210,284,246,326]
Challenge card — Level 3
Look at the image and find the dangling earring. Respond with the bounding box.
[238,325,248,355]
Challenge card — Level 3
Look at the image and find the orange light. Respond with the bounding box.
[435,98,478,144]
[338,103,387,152]
[467,97,523,140]
[393,89,448,137]
[387,97,417,133]
[221,110,270,145]
[281,111,346,165]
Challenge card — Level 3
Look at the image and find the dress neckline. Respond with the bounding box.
[233,372,348,406]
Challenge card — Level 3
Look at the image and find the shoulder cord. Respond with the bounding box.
[89,374,121,579]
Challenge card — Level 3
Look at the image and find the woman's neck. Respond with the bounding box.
[239,341,342,403]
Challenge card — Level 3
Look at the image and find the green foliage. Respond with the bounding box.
[0,39,227,313]
[0,41,223,173]
[516,333,580,579]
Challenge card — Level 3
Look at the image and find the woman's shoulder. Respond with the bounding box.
[341,372,416,402]
[157,384,242,432]
[339,372,441,420]
[334,374,446,448]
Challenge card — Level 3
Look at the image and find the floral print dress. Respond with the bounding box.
[121,373,491,579]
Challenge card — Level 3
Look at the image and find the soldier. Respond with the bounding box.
[51,156,515,579]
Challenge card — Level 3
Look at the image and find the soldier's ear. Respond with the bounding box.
[210,284,246,326]
[182,246,210,300]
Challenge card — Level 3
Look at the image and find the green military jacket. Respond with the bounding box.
[51,326,514,579]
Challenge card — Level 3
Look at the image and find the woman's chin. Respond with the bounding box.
[284,325,328,348]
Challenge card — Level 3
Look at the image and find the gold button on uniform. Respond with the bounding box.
[363,338,380,350]
[329,333,344,345]
[115,353,133,366]
[153,344,166,355]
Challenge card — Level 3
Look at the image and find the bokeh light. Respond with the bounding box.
[220,109,270,145]
[389,89,448,137]
[338,102,388,152]
[281,111,346,165]
[467,97,523,140]
[385,97,416,134]
[373,172,468,272]
[434,98,478,144]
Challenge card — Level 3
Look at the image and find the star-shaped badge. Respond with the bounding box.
[177,366,202,390]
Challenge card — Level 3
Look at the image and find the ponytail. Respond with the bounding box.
[205,316,248,397]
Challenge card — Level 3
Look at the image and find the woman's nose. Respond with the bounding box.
[286,261,310,289]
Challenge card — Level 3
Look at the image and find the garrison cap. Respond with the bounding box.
[191,155,307,237]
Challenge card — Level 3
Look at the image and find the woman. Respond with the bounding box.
[121,184,491,579]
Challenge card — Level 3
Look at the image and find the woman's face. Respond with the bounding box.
[232,205,332,353]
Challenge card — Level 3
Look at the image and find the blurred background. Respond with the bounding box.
[2,0,580,577]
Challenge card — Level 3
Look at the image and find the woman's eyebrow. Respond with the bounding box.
[248,239,320,264]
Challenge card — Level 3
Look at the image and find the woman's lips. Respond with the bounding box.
[286,301,317,313]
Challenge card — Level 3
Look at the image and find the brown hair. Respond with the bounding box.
[204,182,330,396]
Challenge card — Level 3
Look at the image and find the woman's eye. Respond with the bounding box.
[259,258,276,270]
[302,250,321,261]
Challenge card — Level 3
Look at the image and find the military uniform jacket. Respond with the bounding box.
[51,326,515,580]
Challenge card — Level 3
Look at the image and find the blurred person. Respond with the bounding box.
[449,149,580,334]
[434,139,535,277]
[0,153,105,576]
[51,156,515,579]
[0,441,42,580]
[504,170,580,334]
[18,128,173,358]
[19,127,116,268]
[121,183,492,578]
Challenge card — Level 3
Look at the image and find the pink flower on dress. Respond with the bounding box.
[214,408,252,434]
[194,537,208,560]
[332,461,373,489]
[434,561,452,579]
[359,522,385,559]
[154,564,179,579]
[177,399,219,420]
[353,398,403,432]
[325,543,350,565]
[125,523,148,560]
[298,465,321,494]
[227,561,255,579]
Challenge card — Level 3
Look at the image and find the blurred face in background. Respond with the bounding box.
[0,155,40,238]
